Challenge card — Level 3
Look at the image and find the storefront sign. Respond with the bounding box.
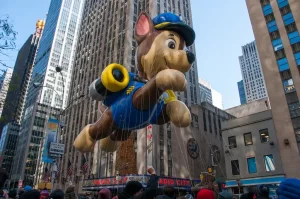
[83,175,192,188]
[42,119,59,163]
[159,178,191,187]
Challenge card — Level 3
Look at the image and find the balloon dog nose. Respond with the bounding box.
[186,51,195,64]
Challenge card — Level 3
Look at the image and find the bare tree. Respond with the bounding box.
[0,16,17,68]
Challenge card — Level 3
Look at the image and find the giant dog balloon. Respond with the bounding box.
[74,12,196,152]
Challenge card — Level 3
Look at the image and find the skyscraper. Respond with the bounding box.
[0,20,44,134]
[246,0,300,177]
[238,41,268,103]
[10,0,85,187]
[237,80,247,105]
[199,78,223,109]
[199,78,213,104]
[60,0,200,189]
[0,68,13,118]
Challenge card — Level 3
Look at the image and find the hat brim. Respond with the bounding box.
[155,22,195,47]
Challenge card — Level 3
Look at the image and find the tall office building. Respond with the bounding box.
[59,0,200,189]
[199,78,223,109]
[237,80,247,105]
[0,122,20,185]
[238,41,268,103]
[199,78,213,104]
[246,0,300,177]
[0,69,13,118]
[0,20,44,134]
[10,0,85,187]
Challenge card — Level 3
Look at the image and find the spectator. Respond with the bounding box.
[278,178,300,199]
[20,189,40,199]
[8,189,17,199]
[18,188,25,198]
[64,186,77,199]
[256,185,269,199]
[98,189,112,199]
[40,189,50,199]
[196,189,214,199]
[156,186,175,199]
[240,186,256,199]
[49,189,64,199]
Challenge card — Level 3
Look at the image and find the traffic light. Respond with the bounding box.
[200,174,203,181]
[207,166,213,174]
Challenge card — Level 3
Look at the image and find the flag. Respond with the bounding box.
[67,159,73,176]
[43,167,50,182]
[81,154,88,174]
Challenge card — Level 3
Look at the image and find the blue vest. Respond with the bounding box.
[103,73,165,130]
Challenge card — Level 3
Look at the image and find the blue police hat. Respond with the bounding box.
[153,13,195,46]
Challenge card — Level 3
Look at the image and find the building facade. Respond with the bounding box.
[59,0,201,190]
[0,21,44,134]
[199,78,223,109]
[222,109,284,198]
[246,0,300,177]
[10,0,85,187]
[0,123,19,180]
[0,69,13,118]
[238,41,268,103]
[199,78,213,104]
[237,80,247,105]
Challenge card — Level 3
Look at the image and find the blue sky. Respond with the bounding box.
[0,0,254,109]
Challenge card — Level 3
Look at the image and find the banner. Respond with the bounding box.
[146,125,153,166]
[42,118,59,163]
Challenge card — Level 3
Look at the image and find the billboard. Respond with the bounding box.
[42,118,59,163]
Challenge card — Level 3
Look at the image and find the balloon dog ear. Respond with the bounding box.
[135,12,154,44]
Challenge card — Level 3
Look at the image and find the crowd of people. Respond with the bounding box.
[0,168,300,199]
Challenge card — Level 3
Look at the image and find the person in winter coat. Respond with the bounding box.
[64,186,77,199]
[255,185,269,199]
[40,189,50,199]
[98,188,112,199]
[20,189,40,199]
[218,191,233,199]
[278,178,300,199]
[156,185,175,199]
[49,189,65,199]
[240,186,256,199]
[8,189,17,199]
[196,189,215,199]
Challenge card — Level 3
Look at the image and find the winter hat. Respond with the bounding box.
[49,189,64,199]
[98,188,112,199]
[123,181,144,196]
[24,185,33,192]
[278,178,300,199]
[196,189,214,199]
[41,189,50,197]
[218,191,233,199]
[20,189,40,199]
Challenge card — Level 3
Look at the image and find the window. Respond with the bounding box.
[260,0,270,6]
[264,155,275,171]
[270,30,281,40]
[280,5,291,15]
[247,157,257,174]
[275,48,286,59]
[292,42,300,53]
[260,129,270,143]
[203,110,207,131]
[289,101,300,118]
[286,22,298,33]
[244,133,253,146]
[231,160,240,175]
[228,136,237,149]
[265,13,275,23]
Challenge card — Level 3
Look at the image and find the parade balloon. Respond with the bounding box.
[73,12,196,153]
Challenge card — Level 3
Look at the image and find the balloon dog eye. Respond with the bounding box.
[166,39,176,49]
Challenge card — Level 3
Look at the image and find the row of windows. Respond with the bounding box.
[231,154,275,176]
[228,129,270,148]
